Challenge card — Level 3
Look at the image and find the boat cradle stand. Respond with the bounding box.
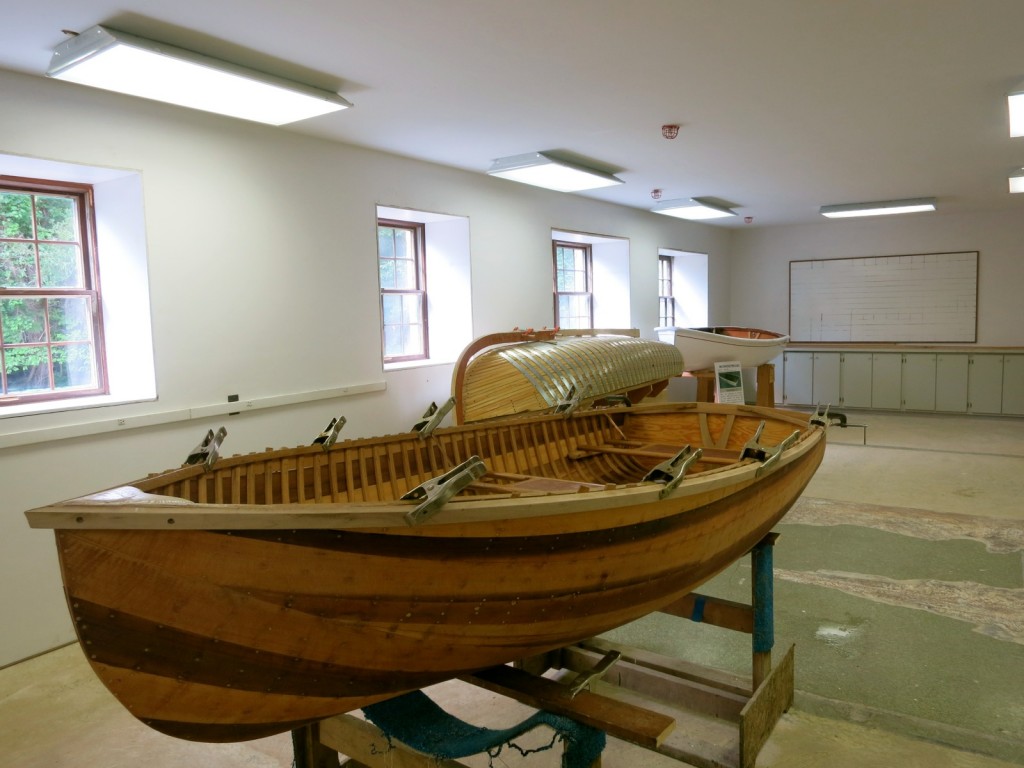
[297,534,793,768]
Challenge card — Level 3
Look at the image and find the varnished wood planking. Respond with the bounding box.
[29,402,824,742]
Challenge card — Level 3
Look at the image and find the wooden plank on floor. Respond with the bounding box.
[588,680,740,768]
[562,645,748,723]
[577,637,752,697]
[464,664,676,749]
[739,643,795,768]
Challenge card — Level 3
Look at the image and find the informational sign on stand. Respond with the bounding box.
[714,361,745,404]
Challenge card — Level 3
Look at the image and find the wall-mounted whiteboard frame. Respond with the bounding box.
[789,251,978,343]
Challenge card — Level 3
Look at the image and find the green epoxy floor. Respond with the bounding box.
[2,411,1022,767]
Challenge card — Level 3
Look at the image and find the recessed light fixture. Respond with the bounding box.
[819,198,937,219]
[651,198,736,220]
[1010,167,1024,194]
[46,25,351,125]
[486,152,623,192]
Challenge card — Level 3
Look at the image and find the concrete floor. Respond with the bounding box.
[2,410,1022,767]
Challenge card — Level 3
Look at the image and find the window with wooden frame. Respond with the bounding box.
[0,178,107,405]
[658,254,675,326]
[553,241,593,329]
[378,219,428,362]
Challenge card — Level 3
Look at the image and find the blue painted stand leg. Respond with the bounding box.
[751,534,776,690]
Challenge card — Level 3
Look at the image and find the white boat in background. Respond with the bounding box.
[657,326,790,372]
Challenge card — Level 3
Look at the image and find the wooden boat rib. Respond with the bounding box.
[26,400,826,743]
[453,329,683,423]
[657,325,790,372]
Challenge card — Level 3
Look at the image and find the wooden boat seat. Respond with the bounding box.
[569,441,741,466]
[471,471,610,496]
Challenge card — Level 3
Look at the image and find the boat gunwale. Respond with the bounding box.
[671,328,790,349]
[26,403,824,532]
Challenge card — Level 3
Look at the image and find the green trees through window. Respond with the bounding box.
[0,180,105,402]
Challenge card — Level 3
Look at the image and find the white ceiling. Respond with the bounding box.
[4,0,1024,228]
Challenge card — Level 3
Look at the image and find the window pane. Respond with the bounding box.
[0,241,38,287]
[383,319,423,358]
[379,256,396,289]
[383,325,402,357]
[555,245,588,293]
[575,268,587,292]
[378,227,395,259]
[402,322,423,356]
[402,293,423,323]
[48,297,92,341]
[52,342,97,388]
[4,346,51,392]
[393,228,413,259]
[402,294,423,327]
[382,293,402,325]
[394,258,415,289]
[39,243,84,287]
[35,195,78,241]
[382,292,424,358]
[0,192,34,238]
[558,294,591,329]
[378,226,419,291]
[1,297,47,343]
[660,296,674,326]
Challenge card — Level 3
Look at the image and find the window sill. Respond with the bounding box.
[0,393,157,421]
[383,358,455,373]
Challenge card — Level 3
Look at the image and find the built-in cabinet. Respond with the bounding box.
[969,355,1004,414]
[936,354,968,412]
[1003,356,1024,415]
[782,349,1023,416]
[811,352,840,406]
[871,353,902,410]
[901,354,937,411]
[841,353,872,408]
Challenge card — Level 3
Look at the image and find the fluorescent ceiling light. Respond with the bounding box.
[46,25,351,125]
[487,152,623,192]
[651,198,736,220]
[1009,83,1024,137]
[1010,167,1024,194]
[819,198,937,219]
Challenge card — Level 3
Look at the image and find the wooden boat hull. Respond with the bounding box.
[29,403,824,743]
[657,326,789,372]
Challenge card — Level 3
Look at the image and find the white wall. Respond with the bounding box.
[0,69,731,665]
[729,212,1024,347]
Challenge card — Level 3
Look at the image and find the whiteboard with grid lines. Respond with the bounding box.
[789,251,977,343]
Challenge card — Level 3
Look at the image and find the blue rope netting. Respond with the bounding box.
[362,690,605,768]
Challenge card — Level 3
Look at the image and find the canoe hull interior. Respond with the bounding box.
[35,403,825,742]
